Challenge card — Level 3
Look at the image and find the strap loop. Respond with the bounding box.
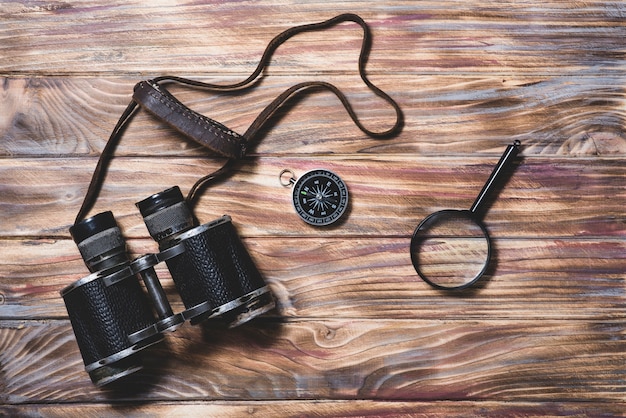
[74,13,403,224]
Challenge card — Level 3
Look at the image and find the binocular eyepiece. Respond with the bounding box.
[62,186,275,386]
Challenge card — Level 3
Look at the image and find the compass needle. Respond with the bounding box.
[281,169,349,226]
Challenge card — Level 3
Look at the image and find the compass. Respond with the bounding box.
[280,169,349,226]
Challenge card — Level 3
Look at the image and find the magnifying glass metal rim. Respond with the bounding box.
[410,209,492,291]
[410,140,521,291]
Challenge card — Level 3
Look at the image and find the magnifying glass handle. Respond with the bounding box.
[469,140,521,216]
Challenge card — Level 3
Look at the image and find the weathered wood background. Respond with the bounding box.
[1,1,624,416]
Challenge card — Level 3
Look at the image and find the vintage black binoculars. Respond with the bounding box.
[61,186,275,386]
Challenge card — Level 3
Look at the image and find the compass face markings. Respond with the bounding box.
[291,169,348,226]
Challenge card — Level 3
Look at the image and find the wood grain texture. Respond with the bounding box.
[1,319,624,403]
[1,1,625,75]
[3,401,626,418]
[2,75,625,157]
[0,237,624,321]
[1,0,624,415]
[0,156,623,237]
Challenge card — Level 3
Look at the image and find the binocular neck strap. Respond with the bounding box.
[74,13,403,225]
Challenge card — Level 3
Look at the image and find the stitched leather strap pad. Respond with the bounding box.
[133,81,246,159]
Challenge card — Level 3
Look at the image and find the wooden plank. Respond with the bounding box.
[2,1,625,414]
[1,319,624,403]
[2,400,625,418]
[2,75,625,157]
[1,1,625,75]
[1,237,623,320]
[0,156,623,238]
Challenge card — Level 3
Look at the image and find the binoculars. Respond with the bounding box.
[61,186,275,386]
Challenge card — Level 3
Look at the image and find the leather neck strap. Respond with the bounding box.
[75,13,403,224]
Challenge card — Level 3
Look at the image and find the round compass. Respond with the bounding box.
[280,169,349,226]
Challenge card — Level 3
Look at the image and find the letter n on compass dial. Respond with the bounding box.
[291,169,349,226]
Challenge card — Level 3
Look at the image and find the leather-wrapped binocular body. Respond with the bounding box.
[61,186,274,386]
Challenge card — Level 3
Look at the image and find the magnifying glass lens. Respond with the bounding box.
[411,210,490,289]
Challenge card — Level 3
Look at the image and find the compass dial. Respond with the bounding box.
[291,169,348,226]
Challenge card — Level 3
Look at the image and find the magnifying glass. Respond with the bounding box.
[410,140,521,290]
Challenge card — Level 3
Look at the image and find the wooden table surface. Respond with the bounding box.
[1,1,624,416]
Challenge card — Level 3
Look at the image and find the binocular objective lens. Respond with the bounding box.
[69,211,129,272]
[136,186,196,246]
